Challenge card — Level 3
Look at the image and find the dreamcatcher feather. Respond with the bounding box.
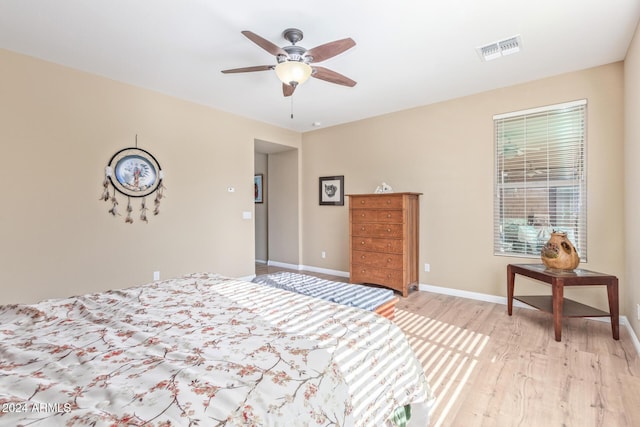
[100,145,165,224]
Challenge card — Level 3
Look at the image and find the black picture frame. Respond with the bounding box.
[319,176,344,206]
[254,174,264,203]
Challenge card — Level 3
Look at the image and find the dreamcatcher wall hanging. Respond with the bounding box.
[100,143,165,224]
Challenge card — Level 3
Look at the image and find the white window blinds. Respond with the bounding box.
[493,100,587,260]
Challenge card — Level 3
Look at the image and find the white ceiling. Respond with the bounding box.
[1,0,639,133]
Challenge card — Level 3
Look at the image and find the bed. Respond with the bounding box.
[252,271,399,320]
[0,273,433,426]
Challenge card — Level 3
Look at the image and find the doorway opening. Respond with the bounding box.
[254,139,299,273]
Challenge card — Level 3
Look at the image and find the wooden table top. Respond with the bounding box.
[509,263,616,279]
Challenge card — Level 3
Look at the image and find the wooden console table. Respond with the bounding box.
[507,263,619,342]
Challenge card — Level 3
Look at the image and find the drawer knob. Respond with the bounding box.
[361,227,366,231]
[361,213,366,217]
[387,258,392,263]
[386,200,391,204]
[387,214,392,218]
[360,200,365,204]
[361,241,366,245]
[361,255,366,259]
[387,274,392,278]
[387,228,391,232]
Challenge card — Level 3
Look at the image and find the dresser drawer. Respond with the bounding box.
[350,195,404,209]
[351,209,404,224]
[351,266,404,290]
[352,223,404,238]
[352,237,404,253]
[352,250,403,269]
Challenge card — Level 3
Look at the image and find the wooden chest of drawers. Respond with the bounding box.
[348,192,421,297]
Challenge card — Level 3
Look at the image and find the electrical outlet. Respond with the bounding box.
[321,251,326,259]
[637,303,640,321]
[153,271,160,281]
[424,263,430,272]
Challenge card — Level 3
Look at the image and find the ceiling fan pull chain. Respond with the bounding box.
[291,95,294,119]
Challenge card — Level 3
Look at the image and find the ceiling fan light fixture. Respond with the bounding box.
[275,61,312,86]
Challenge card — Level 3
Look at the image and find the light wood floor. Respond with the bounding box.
[255,264,640,427]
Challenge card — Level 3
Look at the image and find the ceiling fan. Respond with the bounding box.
[221,28,357,97]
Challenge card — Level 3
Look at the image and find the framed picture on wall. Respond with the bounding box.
[108,147,162,198]
[319,175,344,206]
[254,174,264,203]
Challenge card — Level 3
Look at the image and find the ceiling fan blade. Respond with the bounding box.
[311,66,357,87]
[241,31,287,56]
[221,65,274,74]
[306,38,356,63]
[283,83,296,97]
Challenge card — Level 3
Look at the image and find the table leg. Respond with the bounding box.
[507,265,515,316]
[607,278,620,340]
[552,279,564,342]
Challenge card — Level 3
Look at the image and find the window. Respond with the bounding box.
[493,100,587,260]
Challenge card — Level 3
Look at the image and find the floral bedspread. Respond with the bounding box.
[0,273,432,426]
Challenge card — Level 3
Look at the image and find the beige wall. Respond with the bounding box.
[254,152,268,262]
[302,63,625,313]
[625,22,640,338]
[0,49,300,304]
[267,149,299,264]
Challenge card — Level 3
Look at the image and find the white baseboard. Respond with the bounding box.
[420,283,640,356]
[626,319,640,355]
[266,261,350,278]
[266,260,299,270]
[267,260,300,270]
[299,264,350,278]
